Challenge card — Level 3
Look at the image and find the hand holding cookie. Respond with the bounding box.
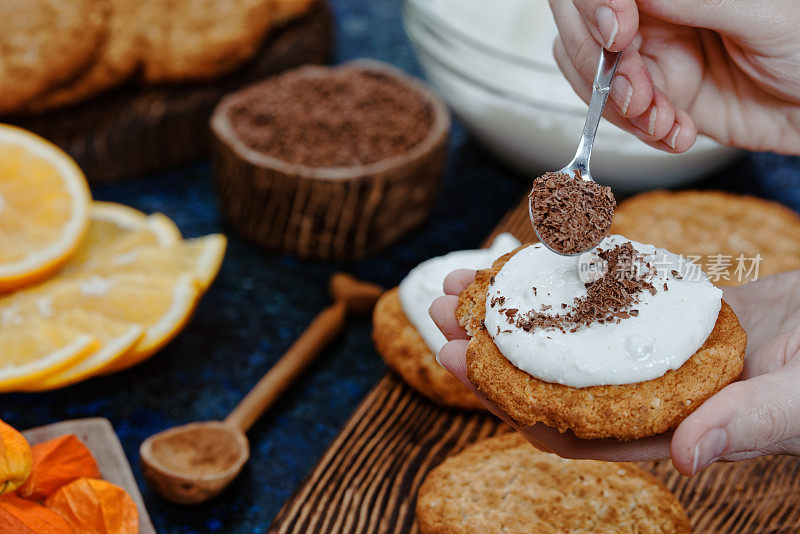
[431,262,800,475]
[671,269,800,474]
[549,0,800,154]
[431,267,673,465]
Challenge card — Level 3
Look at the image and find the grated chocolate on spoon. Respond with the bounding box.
[530,170,616,255]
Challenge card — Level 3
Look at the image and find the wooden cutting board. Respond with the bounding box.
[4,1,333,184]
[23,418,156,534]
[268,194,800,534]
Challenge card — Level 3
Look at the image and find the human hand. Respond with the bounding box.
[548,0,800,154]
[430,268,800,475]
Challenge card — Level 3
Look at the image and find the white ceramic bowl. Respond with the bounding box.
[402,0,739,192]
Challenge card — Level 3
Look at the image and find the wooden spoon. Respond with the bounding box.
[140,273,384,505]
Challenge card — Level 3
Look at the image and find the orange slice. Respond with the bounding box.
[0,125,90,291]
[0,313,98,392]
[0,202,226,389]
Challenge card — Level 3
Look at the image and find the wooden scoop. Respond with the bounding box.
[140,273,384,505]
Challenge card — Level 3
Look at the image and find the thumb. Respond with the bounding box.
[638,0,789,43]
[671,360,800,475]
[741,326,800,379]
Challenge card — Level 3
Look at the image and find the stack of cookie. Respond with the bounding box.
[0,0,315,114]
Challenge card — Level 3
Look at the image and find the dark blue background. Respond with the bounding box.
[4,0,800,532]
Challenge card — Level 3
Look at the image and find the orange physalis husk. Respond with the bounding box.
[17,435,101,501]
[46,478,138,534]
[0,420,33,495]
[0,493,73,533]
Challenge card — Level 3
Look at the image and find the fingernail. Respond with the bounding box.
[610,75,633,116]
[666,123,681,149]
[595,6,618,48]
[435,350,443,367]
[691,428,727,474]
[631,106,657,136]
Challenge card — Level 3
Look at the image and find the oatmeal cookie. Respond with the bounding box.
[136,0,273,82]
[28,0,141,111]
[0,0,106,113]
[373,289,483,410]
[611,190,800,285]
[416,432,691,534]
[457,250,746,440]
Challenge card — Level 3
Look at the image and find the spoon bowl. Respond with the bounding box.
[530,48,621,256]
[140,273,384,505]
[140,421,248,505]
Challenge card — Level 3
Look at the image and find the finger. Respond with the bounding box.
[554,37,697,152]
[741,326,800,379]
[443,269,476,296]
[436,339,470,379]
[638,0,781,44]
[429,295,469,341]
[568,0,640,50]
[437,339,671,462]
[523,424,671,462]
[437,340,523,429]
[671,365,800,475]
[551,0,653,118]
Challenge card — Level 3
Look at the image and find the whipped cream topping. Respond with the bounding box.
[484,236,722,387]
[399,233,521,353]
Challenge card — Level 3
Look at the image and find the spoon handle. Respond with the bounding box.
[568,48,621,177]
[225,301,347,432]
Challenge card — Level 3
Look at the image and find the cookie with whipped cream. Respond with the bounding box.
[416,432,691,534]
[372,234,520,410]
[457,236,746,440]
[612,190,800,285]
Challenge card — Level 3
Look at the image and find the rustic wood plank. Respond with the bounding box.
[269,194,800,533]
[3,1,333,184]
[24,417,156,534]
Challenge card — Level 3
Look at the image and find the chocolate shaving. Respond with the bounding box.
[529,170,616,255]
[501,242,655,334]
[228,70,434,167]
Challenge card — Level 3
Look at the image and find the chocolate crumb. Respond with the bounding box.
[529,170,616,255]
[671,269,683,279]
[501,242,655,334]
[228,69,434,167]
[663,282,668,291]
[490,294,506,308]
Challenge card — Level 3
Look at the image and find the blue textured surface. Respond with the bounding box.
[3,1,800,532]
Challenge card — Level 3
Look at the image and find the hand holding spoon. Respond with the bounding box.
[529,48,621,256]
[140,273,384,505]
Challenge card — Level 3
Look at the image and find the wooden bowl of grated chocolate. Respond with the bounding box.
[210,59,450,260]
